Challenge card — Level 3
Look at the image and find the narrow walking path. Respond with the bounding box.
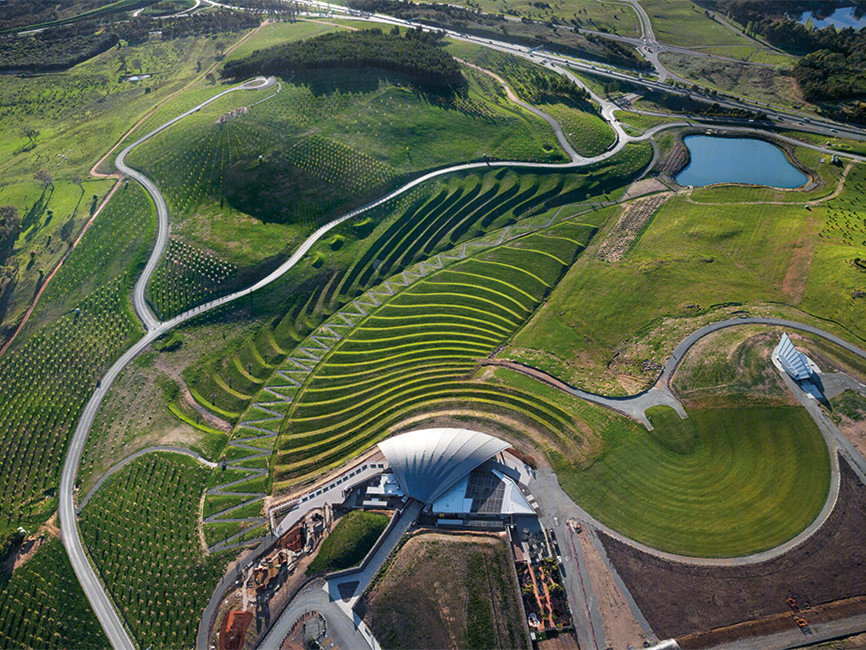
[77,446,217,512]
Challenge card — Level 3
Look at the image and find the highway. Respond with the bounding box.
[55,11,866,649]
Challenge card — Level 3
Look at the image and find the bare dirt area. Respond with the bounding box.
[600,457,866,642]
[575,530,649,648]
[596,193,672,263]
[358,531,529,650]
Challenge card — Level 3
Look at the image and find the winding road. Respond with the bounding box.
[52,14,866,650]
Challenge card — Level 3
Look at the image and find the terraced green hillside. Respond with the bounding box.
[273,219,596,488]
[126,61,569,270]
[555,405,831,557]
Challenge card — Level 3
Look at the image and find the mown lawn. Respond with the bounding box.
[554,404,831,557]
[307,510,390,574]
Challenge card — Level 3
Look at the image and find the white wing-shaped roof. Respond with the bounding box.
[775,332,812,380]
[378,428,510,504]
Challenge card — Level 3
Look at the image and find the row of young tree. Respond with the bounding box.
[0,11,260,71]
[222,27,465,90]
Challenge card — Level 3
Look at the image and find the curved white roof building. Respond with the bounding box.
[378,428,510,504]
[775,332,813,381]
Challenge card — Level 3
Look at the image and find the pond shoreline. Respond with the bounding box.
[667,128,817,191]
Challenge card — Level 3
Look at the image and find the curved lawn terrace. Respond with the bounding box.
[557,405,831,558]
[273,221,597,489]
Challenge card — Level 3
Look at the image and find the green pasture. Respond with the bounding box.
[505,194,827,394]
[553,404,830,557]
[640,0,755,48]
[80,452,229,649]
[307,510,389,574]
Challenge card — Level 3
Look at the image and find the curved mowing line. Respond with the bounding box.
[318,344,491,369]
[503,245,568,266]
[436,269,540,303]
[304,361,474,394]
[324,336,495,357]
[461,258,552,287]
[392,290,528,320]
[277,384,575,474]
[533,232,584,245]
[290,366,468,410]
[361,308,517,331]
[291,373,483,424]
[415,278,534,312]
[355,316,511,336]
[342,327,501,346]
[312,352,479,381]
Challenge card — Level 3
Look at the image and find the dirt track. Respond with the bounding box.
[601,456,866,640]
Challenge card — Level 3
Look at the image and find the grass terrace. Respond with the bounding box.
[272,219,597,488]
[556,403,830,557]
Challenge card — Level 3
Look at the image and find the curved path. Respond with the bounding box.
[76,446,217,513]
[507,316,866,568]
[57,25,866,649]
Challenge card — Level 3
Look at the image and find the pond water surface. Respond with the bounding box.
[675,135,808,188]
[794,6,866,30]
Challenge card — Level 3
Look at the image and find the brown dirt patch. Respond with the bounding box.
[780,212,815,304]
[600,457,866,640]
[358,531,529,649]
[575,531,648,648]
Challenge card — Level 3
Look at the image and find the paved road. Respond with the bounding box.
[117,76,275,331]
[300,0,866,143]
[257,580,374,650]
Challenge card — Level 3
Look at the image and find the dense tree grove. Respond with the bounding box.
[222,28,465,89]
[0,11,260,71]
[723,0,866,116]
[0,28,118,71]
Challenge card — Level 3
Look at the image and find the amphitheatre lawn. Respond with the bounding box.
[554,405,831,557]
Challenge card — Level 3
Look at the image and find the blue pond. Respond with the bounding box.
[675,136,808,189]
[794,6,866,30]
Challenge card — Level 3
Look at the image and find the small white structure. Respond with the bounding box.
[774,333,813,381]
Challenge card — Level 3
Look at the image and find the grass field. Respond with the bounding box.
[0,538,107,649]
[504,167,866,394]
[447,43,617,157]
[641,0,755,48]
[80,452,228,648]
[307,510,389,574]
[658,52,808,110]
[361,532,528,649]
[554,404,830,557]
